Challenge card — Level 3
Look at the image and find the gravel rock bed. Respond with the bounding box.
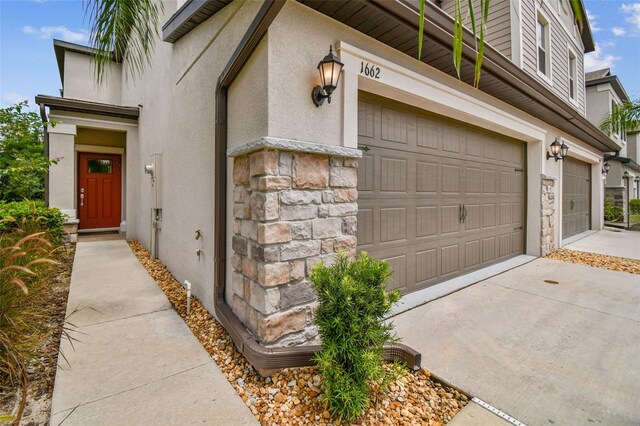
[545,249,640,275]
[128,241,468,425]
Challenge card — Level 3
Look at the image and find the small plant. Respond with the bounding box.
[630,199,640,216]
[604,197,624,222]
[310,252,402,421]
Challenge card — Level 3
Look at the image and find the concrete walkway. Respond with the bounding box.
[564,228,640,259]
[50,240,256,426]
[393,257,640,426]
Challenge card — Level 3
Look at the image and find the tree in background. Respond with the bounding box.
[0,102,57,202]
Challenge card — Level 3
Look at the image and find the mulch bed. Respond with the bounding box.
[128,240,468,425]
[0,245,75,426]
[545,249,640,275]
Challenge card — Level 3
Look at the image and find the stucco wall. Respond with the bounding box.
[117,0,265,314]
[63,52,122,104]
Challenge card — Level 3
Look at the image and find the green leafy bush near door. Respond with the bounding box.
[604,197,624,223]
[630,199,640,215]
[310,252,402,421]
[0,201,66,243]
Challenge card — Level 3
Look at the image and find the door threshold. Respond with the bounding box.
[77,227,120,234]
[389,255,537,317]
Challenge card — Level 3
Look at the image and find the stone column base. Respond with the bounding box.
[63,218,79,244]
[541,176,556,256]
[227,138,362,347]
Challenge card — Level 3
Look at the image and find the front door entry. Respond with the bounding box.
[78,153,122,230]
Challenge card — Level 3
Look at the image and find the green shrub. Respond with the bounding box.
[310,252,401,421]
[630,199,640,215]
[0,200,66,243]
[604,197,624,222]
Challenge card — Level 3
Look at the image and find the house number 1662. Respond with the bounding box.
[360,61,381,79]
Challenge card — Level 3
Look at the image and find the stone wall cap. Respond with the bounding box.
[540,174,557,181]
[228,137,363,159]
[64,218,80,225]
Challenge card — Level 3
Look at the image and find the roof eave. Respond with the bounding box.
[35,95,139,120]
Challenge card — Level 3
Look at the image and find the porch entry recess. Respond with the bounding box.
[561,157,591,239]
[77,153,122,230]
[357,94,526,294]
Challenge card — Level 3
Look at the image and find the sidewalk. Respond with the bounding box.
[49,240,257,426]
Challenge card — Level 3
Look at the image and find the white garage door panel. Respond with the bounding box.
[357,94,525,294]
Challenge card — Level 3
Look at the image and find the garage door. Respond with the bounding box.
[562,157,591,239]
[357,95,525,294]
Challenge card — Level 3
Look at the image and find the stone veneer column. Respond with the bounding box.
[540,176,556,256]
[228,139,362,347]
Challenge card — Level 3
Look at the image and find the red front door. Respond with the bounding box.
[78,153,122,230]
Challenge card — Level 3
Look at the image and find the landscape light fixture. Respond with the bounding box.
[546,137,568,161]
[602,162,611,175]
[312,46,344,107]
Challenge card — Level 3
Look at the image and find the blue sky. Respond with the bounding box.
[1,0,639,110]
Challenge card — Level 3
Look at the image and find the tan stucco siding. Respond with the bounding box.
[116,0,265,314]
[63,52,122,104]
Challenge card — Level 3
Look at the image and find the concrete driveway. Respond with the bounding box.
[393,258,640,425]
[563,229,640,260]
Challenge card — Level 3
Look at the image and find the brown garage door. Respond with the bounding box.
[562,157,591,239]
[357,94,525,294]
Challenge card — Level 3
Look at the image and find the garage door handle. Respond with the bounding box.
[570,200,574,210]
[459,204,464,223]
[463,205,468,223]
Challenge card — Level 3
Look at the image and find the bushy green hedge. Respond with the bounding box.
[0,201,66,242]
[630,199,640,215]
[604,197,624,223]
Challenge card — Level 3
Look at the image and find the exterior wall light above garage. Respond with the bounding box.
[547,137,569,161]
[312,46,344,107]
[602,162,611,175]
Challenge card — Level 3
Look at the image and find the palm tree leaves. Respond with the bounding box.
[600,100,640,136]
[418,0,491,88]
[85,0,163,84]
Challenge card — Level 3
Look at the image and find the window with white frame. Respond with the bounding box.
[537,14,551,77]
[568,50,577,100]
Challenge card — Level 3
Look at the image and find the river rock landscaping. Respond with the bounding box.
[128,240,468,425]
[546,249,640,275]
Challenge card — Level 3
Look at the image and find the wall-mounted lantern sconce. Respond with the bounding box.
[623,170,630,179]
[635,175,640,184]
[546,137,569,161]
[602,162,611,175]
[312,46,344,107]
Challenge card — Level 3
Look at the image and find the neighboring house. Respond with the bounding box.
[585,68,640,222]
[36,0,619,373]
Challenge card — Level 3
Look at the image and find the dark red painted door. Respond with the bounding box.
[78,153,122,230]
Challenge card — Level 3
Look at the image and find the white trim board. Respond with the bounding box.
[75,144,125,154]
[389,255,537,317]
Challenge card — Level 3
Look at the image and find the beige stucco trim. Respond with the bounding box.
[337,41,547,145]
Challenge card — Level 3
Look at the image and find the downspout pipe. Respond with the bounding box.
[213,0,421,375]
[39,102,50,207]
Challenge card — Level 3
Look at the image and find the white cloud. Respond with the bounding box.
[22,25,88,43]
[584,43,621,72]
[621,3,640,31]
[586,9,602,33]
[612,27,627,36]
[1,92,30,107]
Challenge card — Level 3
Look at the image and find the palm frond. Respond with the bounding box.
[85,0,163,84]
[599,100,640,136]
